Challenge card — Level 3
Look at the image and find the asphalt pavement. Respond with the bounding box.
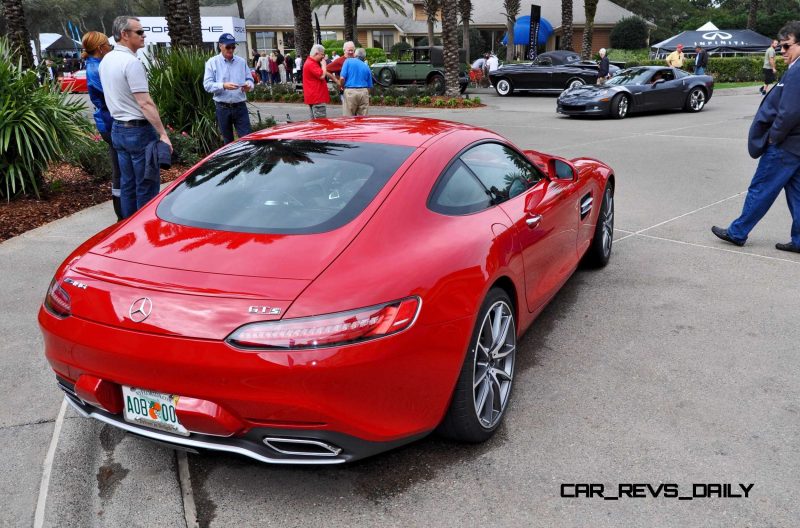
[3,85,799,527]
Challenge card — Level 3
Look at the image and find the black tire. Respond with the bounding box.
[428,73,446,95]
[582,183,614,268]
[495,78,513,96]
[567,78,585,90]
[610,94,629,119]
[377,67,395,87]
[684,87,706,112]
[437,288,516,443]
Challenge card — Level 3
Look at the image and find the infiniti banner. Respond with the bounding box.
[527,4,541,60]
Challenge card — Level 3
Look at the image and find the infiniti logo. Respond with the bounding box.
[129,297,153,323]
[702,31,732,40]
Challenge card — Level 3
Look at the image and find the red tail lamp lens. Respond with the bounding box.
[45,279,71,317]
[227,297,421,350]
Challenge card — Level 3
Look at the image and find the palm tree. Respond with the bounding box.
[311,0,406,46]
[440,0,460,96]
[561,0,574,50]
[459,0,473,62]
[746,0,759,30]
[2,0,34,69]
[164,0,191,48]
[422,0,440,46]
[187,0,203,47]
[292,0,314,59]
[581,0,598,59]
[503,0,520,62]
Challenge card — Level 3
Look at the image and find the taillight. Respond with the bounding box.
[44,278,71,317]
[226,297,421,350]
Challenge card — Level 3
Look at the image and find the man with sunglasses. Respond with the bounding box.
[713,21,800,253]
[100,16,172,219]
[203,33,254,144]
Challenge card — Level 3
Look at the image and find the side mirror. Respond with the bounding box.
[548,158,576,181]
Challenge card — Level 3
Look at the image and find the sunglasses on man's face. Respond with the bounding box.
[128,29,145,36]
[225,45,237,50]
[780,42,796,51]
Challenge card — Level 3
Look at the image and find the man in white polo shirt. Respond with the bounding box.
[100,16,171,219]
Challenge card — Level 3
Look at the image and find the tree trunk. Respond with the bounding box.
[164,0,190,48]
[353,1,359,46]
[2,0,35,69]
[561,0,573,51]
[441,0,459,97]
[746,0,759,30]
[459,0,472,62]
[292,0,313,60]
[504,0,520,63]
[424,0,439,46]
[343,0,354,43]
[581,0,598,60]
[187,0,203,48]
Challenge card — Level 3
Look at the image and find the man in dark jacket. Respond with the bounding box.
[597,48,609,84]
[694,46,708,75]
[712,21,800,252]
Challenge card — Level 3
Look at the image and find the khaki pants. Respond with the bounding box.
[343,88,370,116]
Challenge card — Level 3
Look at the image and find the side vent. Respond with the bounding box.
[580,193,593,219]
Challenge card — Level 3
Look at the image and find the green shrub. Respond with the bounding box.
[419,95,432,105]
[610,17,649,50]
[472,96,481,105]
[371,95,382,105]
[147,47,221,156]
[68,134,112,182]
[433,98,446,108]
[620,57,788,82]
[0,37,91,198]
[410,95,420,106]
[446,98,459,108]
[167,129,204,166]
[396,95,407,106]
[390,41,412,59]
[251,113,277,133]
[383,95,396,106]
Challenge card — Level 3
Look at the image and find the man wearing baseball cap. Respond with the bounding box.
[203,33,254,144]
[666,44,685,69]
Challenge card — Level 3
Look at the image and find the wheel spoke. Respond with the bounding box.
[494,342,515,360]
[476,342,491,362]
[475,378,491,422]
[492,367,513,383]
[474,363,489,389]
[490,314,512,357]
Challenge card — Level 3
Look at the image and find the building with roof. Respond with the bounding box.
[200,0,642,59]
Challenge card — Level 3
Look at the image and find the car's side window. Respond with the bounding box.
[460,143,544,203]
[429,160,492,215]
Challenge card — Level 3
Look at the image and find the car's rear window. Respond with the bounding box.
[157,140,414,234]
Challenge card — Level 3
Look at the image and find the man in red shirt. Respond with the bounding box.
[326,41,356,102]
[303,44,334,119]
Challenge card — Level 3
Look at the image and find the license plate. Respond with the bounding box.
[122,386,189,436]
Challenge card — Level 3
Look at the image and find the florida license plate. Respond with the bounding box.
[122,386,190,436]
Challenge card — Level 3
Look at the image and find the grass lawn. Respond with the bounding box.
[713,81,762,89]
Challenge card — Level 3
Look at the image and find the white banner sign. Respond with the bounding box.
[138,17,246,44]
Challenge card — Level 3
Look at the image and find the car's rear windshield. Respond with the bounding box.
[157,139,415,234]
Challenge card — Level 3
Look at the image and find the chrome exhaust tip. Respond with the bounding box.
[263,437,342,457]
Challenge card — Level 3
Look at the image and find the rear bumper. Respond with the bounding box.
[59,378,427,464]
[40,305,472,461]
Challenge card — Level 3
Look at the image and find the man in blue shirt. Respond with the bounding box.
[339,48,374,116]
[203,33,254,144]
[713,21,800,252]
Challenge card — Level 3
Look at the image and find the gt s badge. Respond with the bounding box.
[249,306,282,315]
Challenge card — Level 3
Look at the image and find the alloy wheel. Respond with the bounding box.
[600,186,614,258]
[690,89,705,111]
[472,300,516,429]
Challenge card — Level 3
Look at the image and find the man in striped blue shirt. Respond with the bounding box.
[203,33,254,144]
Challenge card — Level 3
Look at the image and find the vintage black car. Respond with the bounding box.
[371,46,469,95]
[488,50,620,96]
[557,66,715,119]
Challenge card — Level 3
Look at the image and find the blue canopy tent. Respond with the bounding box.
[501,16,553,47]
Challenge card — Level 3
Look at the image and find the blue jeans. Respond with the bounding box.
[215,102,251,144]
[695,66,705,75]
[111,122,159,219]
[728,145,800,246]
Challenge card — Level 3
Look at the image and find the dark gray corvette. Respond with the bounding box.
[557,66,714,119]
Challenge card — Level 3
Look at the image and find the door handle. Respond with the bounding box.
[526,214,542,228]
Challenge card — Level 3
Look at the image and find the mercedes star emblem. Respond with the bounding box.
[129,297,153,323]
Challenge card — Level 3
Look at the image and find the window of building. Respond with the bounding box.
[320,30,337,43]
[255,31,276,52]
[372,31,394,50]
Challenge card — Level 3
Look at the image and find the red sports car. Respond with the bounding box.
[39,117,615,464]
[58,70,88,93]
